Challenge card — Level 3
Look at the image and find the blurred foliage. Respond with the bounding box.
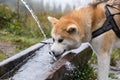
[0,3,62,39]
[0,50,8,62]
[109,73,118,79]
[0,3,32,37]
[0,3,41,53]
[64,64,96,80]
[111,48,120,66]
[90,50,120,66]
[0,3,63,61]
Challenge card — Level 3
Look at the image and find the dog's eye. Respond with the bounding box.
[58,39,63,43]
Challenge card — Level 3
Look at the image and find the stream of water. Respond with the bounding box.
[20,0,46,39]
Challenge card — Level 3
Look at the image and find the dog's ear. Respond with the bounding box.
[48,16,59,26]
[67,25,78,34]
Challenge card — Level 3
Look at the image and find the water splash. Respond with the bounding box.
[20,0,46,39]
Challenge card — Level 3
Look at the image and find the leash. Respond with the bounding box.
[92,4,120,39]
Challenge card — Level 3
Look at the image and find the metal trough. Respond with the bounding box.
[0,39,93,80]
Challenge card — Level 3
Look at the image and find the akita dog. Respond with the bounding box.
[48,1,120,80]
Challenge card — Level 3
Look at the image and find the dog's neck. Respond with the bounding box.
[61,2,107,43]
[81,3,107,42]
[91,3,106,33]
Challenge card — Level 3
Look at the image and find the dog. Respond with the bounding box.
[48,0,120,80]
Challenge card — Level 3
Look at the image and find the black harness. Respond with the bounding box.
[92,5,120,39]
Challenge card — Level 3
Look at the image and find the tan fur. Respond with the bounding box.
[50,1,120,49]
[48,1,120,80]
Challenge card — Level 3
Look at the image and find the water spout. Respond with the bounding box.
[20,0,47,39]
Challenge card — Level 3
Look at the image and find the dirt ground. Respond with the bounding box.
[0,41,16,57]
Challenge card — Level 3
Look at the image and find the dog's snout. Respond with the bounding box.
[51,50,60,57]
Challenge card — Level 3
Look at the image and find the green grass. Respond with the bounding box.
[0,12,62,53]
[111,48,120,66]
[109,73,118,79]
[89,51,120,79]
[64,64,97,80]
[0,30,42,53]
[0,50,8,62]
[90,50,120,65]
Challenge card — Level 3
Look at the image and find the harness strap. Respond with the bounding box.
[92,5,120,39]
[106,5,120,38]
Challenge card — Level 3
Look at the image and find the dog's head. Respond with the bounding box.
[47,1,107,57]
[48,16,85,57]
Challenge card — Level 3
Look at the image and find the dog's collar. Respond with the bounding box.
[92,5,120,39]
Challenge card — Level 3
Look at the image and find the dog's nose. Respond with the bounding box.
[51,51,60,57]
